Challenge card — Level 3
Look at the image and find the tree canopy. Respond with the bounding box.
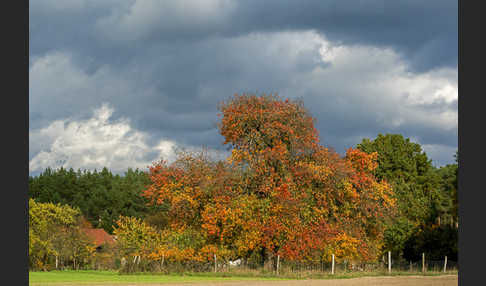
[356,134,457,260]
[29,199,95,270]
[141,94,396,264]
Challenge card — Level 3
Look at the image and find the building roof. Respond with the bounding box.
[82,228,116,247]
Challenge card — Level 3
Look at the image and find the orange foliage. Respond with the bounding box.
[142,94,395,262]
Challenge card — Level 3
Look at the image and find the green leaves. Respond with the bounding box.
[356,134,457,259]
[29,167,153,234]
[29,199,94,270]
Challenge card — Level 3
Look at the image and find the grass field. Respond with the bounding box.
[29,270,458,286]
[29,270,288,285]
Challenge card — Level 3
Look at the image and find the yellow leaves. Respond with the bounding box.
[369,180,396,207]
[149,247,198,262]
[295,161,332,181]
[29,199,97,270]
[236,227,262,254]
[171,192,200,209]
[342,181,359,201]
[113,216,161,258]
[29,198,80,228]
[138,95,398,263]
[328,233,361,262]
[271,203,283,213]
[199,244,218,261]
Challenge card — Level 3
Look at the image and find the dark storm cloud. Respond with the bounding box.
[30,0,456,72]
[29,0,457,172]
[230,0,457,72]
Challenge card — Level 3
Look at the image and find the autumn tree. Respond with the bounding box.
[142,150,240,263]
[143,94,395,266]
[29,199,95,270]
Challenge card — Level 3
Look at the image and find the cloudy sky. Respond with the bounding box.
[29,0,457,175]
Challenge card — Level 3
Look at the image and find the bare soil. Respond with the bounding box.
[76,275,458,286]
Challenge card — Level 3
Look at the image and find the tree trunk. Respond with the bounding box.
[260,248,266,268]
[264,251,274,271]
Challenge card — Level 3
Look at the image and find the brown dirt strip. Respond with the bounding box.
[58,275,458,286]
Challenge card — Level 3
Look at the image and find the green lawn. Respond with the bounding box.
[29,270,288,285]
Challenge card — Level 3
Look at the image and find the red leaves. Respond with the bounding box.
[140,94,395,262]
[218,94,319,163]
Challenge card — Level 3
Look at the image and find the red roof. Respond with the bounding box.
[82,228,116,247]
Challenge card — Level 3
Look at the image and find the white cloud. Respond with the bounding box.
[29,103,178,173]
[28,31,458,169]
[201,31,457,137]
[297,33,458,133]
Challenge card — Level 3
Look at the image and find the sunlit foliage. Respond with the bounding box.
[142,94,395,264]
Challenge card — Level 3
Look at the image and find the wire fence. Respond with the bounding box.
[113,255,457,275]
[274,259,457,274]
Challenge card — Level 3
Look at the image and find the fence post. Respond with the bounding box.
[276,255,280,275]
[410,261,412,272]
[214,254,217,273]
[422,253,425,273]
[388,251,391,274]
[331,254,335,275]
[443,256,447,273]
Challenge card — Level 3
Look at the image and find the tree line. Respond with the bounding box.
[29,167,166,234]
[29,94,457,271]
